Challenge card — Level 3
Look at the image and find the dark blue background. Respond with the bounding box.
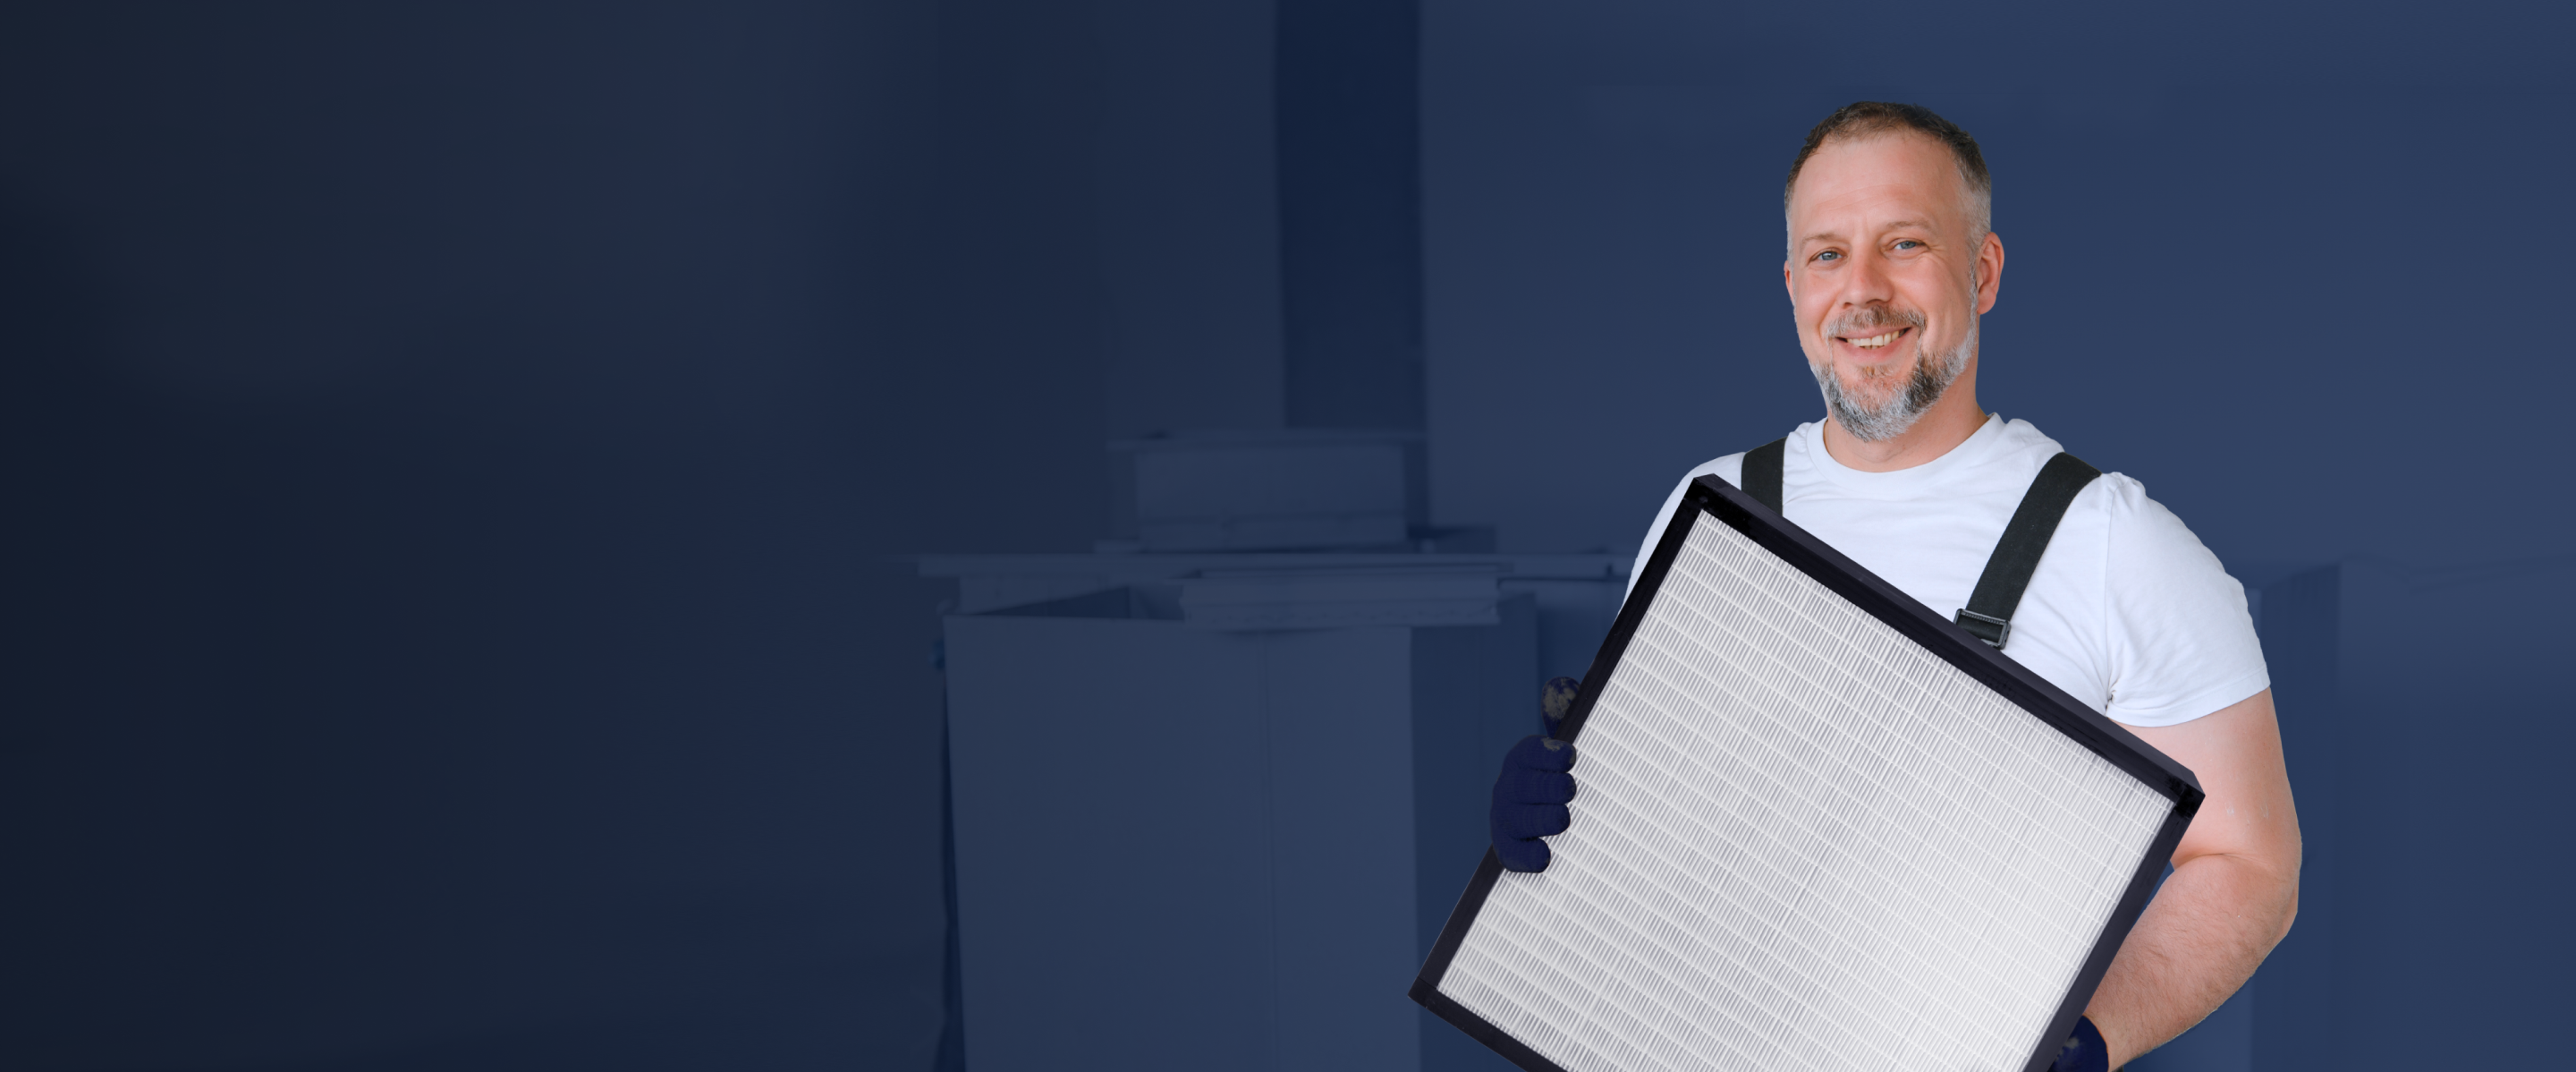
[4,2,2568,1068]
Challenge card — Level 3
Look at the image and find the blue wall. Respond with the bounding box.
[4,2,2571,1069]
[1420,4,2576,1068]
[1424,0,2576,567]
[0,4,972,1068]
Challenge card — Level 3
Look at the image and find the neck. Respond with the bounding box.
[1818,361,1987,472]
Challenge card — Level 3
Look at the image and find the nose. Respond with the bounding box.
[1839,244,1895,311]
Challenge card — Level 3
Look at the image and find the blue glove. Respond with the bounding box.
[1495,677,1583,871]
[2047,1015,2108,1072]
[1490,734,1577,871]
[1539,675,1580,736]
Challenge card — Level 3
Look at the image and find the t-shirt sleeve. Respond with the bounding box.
[2099,476,2271,727]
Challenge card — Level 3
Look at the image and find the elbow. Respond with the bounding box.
[2271,838,2302,949]
[2251,855,2300,957]
[2189,847,2301,955]
[2270,884,2300,951]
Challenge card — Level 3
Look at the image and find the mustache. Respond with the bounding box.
[1826,305,1927,337]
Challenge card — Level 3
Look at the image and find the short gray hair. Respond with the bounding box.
[1784,101,1992,254]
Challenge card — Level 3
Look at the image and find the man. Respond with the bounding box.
[1490,103,2301,1070]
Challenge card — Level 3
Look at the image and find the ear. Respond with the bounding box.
[1972,231,2005,316]
[1783,259,1795,302]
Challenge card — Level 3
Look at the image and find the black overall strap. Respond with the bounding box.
[1741,438,1787,514]
[1955,451,2101,649]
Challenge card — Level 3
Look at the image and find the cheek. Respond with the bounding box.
[1790,288,1833,329]
[1901,270,1975,317]
[1793,309,1833,345]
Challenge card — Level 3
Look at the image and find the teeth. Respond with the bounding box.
[1851,331,1900,348]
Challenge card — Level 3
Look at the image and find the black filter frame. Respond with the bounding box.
[1409,474,2204,1072]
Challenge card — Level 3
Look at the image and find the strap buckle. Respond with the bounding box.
[1954,608,2011,649]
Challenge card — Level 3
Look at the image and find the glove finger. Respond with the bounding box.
[1496,767,1577,805]
[1539,676,1581,734]
[1493,802,1572,840]
[1495,836,1552,872]
[2048,1015,2109,1072]
[1504,734,1577,773]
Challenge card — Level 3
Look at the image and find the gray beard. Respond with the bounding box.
[1813,319,1976,443]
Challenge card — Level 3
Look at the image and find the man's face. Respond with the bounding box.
[1784,132,2003,440]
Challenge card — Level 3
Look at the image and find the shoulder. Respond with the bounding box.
[1992,417,2074,475]
[1999,421,2160,530]
[1651,442,1767,510]
[2034,449,2223,583]
[1683,450,1748,490]
[2073,471,2268,727]
[2081,471,2205,555]
[1681,422,1818,491]
[1624,438,1788,601]
[1641,450,1748,539]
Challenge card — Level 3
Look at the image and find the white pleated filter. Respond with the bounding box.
[1439,510,2172,1072]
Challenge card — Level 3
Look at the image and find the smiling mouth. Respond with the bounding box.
[1841,327,1911,350]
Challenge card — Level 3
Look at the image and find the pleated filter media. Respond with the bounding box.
[1414,478,2198,1072]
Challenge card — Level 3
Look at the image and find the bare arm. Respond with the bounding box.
[2085,688,2301,1067]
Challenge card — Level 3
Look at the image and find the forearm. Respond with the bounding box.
[2085,851,2298,1066]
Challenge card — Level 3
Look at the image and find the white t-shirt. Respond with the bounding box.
[1626,415,2267,727]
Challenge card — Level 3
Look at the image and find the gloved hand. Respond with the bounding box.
[1539,675,1580,736]
[1492,676,1583,872]
[1490,735,1577,871]
[2047,1015,2108,1072]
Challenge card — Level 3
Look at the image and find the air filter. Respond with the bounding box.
[1411,475,2200,1072]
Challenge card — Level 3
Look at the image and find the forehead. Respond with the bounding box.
[1788,132,1970,235]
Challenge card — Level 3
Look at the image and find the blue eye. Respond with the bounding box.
[1817,250,1841,262]
[1894,240,1922,251]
